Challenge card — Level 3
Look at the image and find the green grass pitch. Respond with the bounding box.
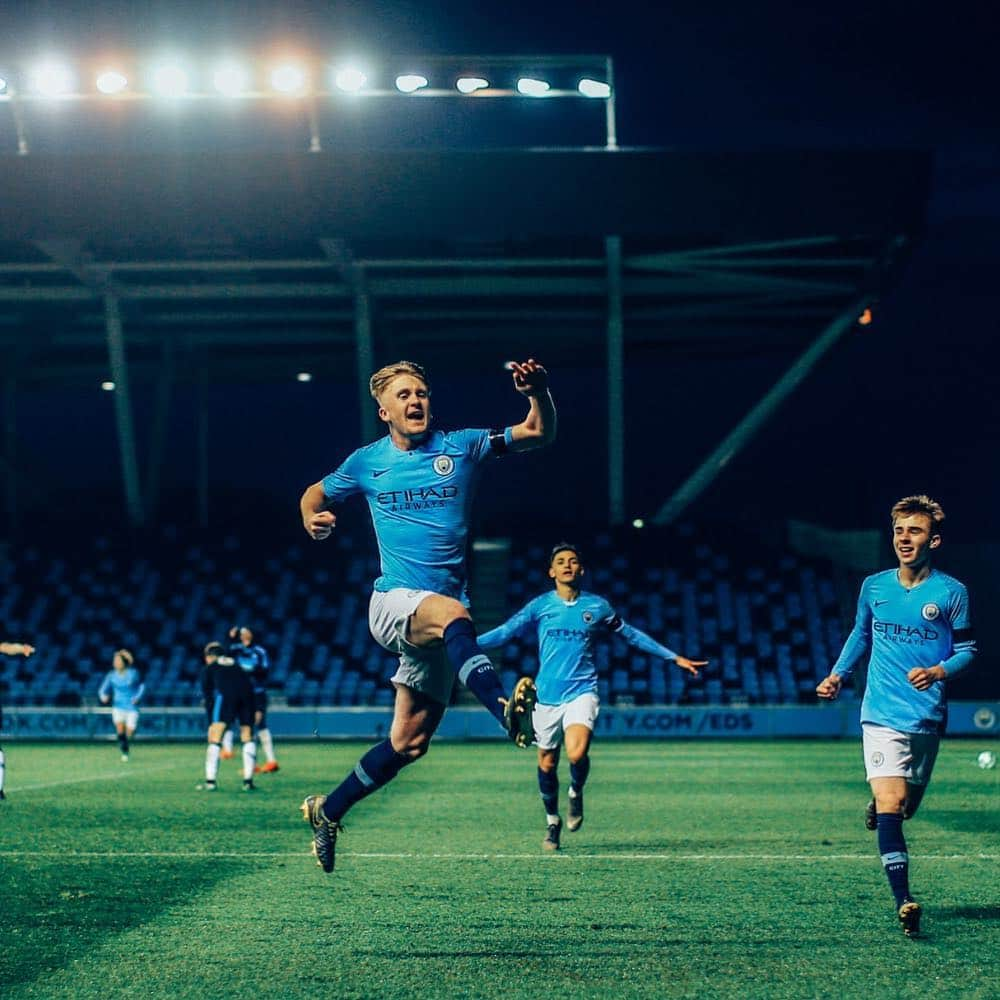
[1,739,998,999]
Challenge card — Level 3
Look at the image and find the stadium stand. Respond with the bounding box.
[0,523,851,708]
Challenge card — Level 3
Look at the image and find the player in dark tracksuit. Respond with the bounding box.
[199,641,257,791]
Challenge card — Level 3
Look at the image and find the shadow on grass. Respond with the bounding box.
[0,857,254,991]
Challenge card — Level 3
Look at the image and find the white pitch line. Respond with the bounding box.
[5,761,182,792]
[0,850,996,862]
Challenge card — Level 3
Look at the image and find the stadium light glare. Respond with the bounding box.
[270,63,308,94]
[96,70,128,95]
[456,76,489,94]
[334,67,367,92]
[212,62,251,96]
[101,381,116,392]
[30,61,75,97]
[395,74,428,94]
[0,75,7,94]
[577,78,611,99]
[151,63,190,98]
[516,77,550,97]
[296,371,313,382]
[858,307,873,326]
[632,518,645,529]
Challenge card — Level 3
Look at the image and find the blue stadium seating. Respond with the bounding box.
[0,522,853,708]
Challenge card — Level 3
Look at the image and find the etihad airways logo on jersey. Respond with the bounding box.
[873,619,939,644]
[546,627,588,640]
[376,484,459,511]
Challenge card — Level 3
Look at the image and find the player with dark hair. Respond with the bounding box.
[0,640,35,801]
[199,641,257,792]
[98,648,144,761]
[817,494,977,937]
[479,544,706,849]
[298,358,555,873]
[226,625,279,773]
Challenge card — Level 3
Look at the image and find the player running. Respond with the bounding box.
[0,640,35,801]
[298,358,555,873]
[479,543,706,850]
[199,641,258,791]
[817,495,977,937]
[97,649,144,761]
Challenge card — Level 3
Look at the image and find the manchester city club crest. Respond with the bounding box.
[870,751,885,766]
[433,455,454,476]
[582,611,594,623]
[921,603,940,621]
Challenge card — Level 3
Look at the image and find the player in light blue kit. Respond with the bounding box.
[479,544,706,850]
[817,495,977,937]
[298,358,555,872]
[98,648,145,761]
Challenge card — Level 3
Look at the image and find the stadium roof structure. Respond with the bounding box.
[0,145,930,526]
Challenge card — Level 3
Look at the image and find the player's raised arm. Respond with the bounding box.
[606,611,707,677]
[505,358,556,452]
[300,481,337,540]
[478,603,537,649]
[0,642,34,657]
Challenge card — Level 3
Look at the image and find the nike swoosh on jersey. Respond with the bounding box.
[874,600,889,606]
[372,469,391,478]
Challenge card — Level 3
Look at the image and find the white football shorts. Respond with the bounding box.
[533,691,600,750]
[111,708,139,730]
[368,589,455,705]
[862,722,940,785]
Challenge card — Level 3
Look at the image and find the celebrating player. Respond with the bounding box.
[479,543,706,849]
[298,358,556,873]
[97,648,144,761]
[199,641,258,791]
[0,640,35,801]
[816,495,977,937]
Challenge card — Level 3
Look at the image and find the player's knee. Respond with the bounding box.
[874,791,906,813]
[396,732,431,760]
[538,752,559,772]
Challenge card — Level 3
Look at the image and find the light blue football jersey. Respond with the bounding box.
[832,568,976,733]
[479,589,677,706]
[322,428,508,600]
[98,668,145,711]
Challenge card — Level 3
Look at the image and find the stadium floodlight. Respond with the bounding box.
[96,70,128,95]
[101,380,116,391]
[395,73,428,94]
[270,63,308,94]
[29,61,75,97]
[577,78,611,99]
[212,62,251,96]
[151,63,190,98]
[334,67,367,92]
[456,76,489,94]
[516,77,550,97]
[632,518,645,529]
[296,371,313,382]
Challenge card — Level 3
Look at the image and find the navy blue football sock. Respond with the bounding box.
[321,739,412,822]
[876,813,911,907]
[538,767,559,817]
[569,755,591,794]
[118,732,129,754]
[444,619,506,725]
